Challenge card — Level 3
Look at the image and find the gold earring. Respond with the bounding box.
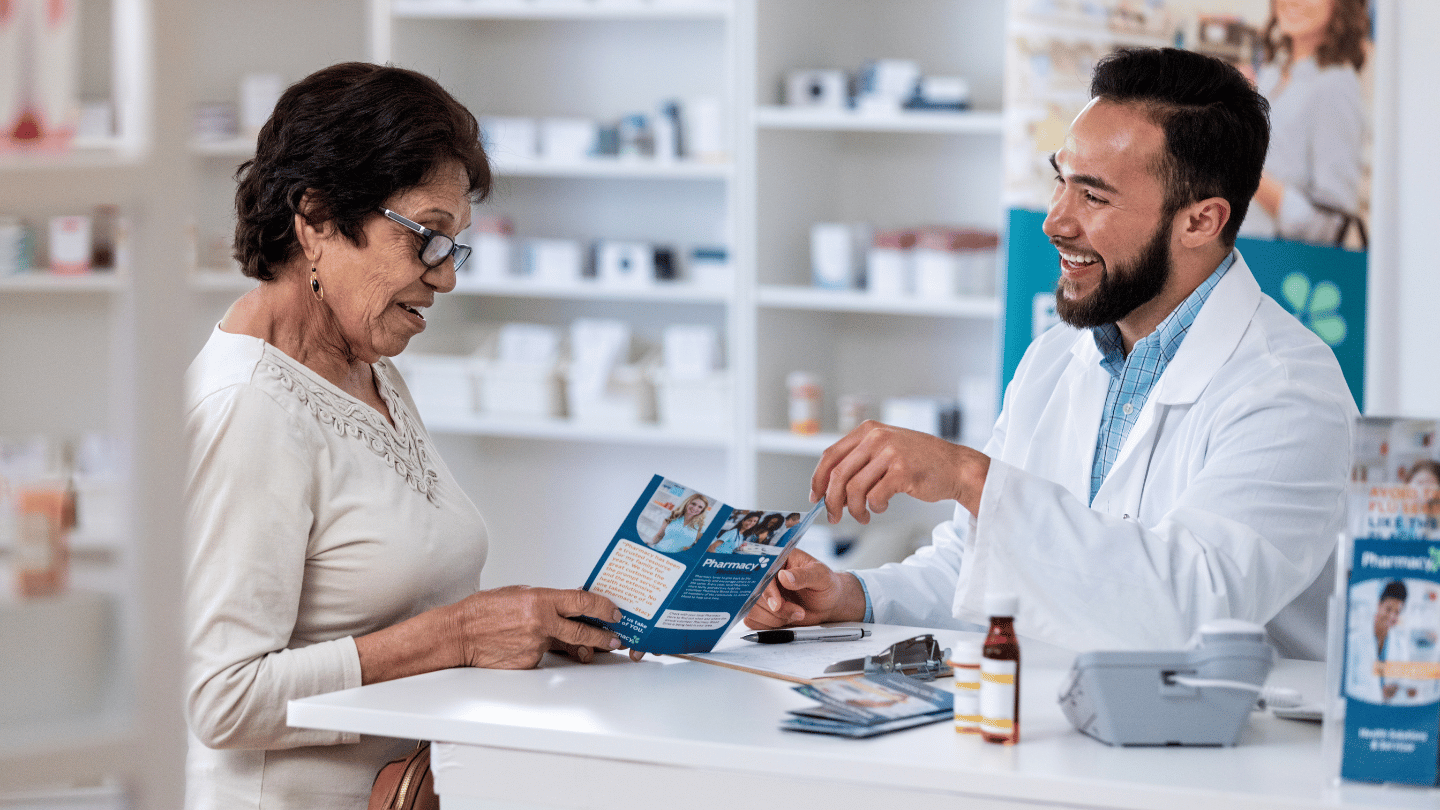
[310,266,323,300]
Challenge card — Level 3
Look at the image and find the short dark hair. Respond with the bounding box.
[1381,580,1408,603]
[233,63,491,281]
[1089,48,1269,247]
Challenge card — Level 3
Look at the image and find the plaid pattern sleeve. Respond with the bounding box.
[1087,252,1236,504]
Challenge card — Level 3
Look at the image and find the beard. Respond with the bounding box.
[1054,217,1172,329]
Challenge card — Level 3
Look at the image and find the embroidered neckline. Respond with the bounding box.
[260,351,441,504]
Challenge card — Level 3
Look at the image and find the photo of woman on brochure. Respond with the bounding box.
[642,485,713,554]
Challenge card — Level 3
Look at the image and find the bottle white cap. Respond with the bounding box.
[948,638,984,665]
[985,592,1019,617]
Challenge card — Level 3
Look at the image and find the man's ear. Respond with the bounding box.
[293,190,334,264]
[1176,196,1230,248]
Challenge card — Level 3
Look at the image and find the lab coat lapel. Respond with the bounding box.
[1092,253,1263,512]
[1022,332,1109,503]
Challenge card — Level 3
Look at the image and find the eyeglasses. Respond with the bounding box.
[380,208,471,271]
[822,634,953,681]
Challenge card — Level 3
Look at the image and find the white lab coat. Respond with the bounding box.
[859,253,1357,659]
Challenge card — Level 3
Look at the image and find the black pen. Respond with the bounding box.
[742,627,870,644]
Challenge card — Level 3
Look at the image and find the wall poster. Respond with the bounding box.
[1002,0,1374,409]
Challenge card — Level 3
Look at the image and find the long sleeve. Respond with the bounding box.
[185,383,363,750]
[1270,64,1367,244]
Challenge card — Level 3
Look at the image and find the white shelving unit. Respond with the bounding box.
[353,0,1007,588]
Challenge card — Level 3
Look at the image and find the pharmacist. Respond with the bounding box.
[745,48,1358,660]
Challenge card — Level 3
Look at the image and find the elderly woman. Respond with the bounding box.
[183,63,623,809]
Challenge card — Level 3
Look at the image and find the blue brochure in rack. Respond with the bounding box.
[582,474,824,655]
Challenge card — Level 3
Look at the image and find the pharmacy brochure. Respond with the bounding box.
[581,474,824,655]
[782,673,953,738]
[1339,418,1440,785]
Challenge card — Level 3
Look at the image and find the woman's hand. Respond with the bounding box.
[448,586,624,670]
[355,586,624,683]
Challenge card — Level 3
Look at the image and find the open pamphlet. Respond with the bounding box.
[1339,418,1440,785]
[582,475,824,655]
[783,673,953,738]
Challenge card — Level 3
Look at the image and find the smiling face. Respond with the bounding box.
[684,497,707,519]
[1043,100,1178,331]
[739,514,759,532]
[313,161,470,362]
[1274,0,1333,43]
[1375,596,1404,639]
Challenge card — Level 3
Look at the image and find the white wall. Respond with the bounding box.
[1386,0,1440,416]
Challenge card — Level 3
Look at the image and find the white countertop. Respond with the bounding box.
[288,629,1440,810]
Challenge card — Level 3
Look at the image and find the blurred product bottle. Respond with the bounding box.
[787,371,822,435]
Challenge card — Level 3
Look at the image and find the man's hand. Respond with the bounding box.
[742,548,866,629]
[811,420,989,524]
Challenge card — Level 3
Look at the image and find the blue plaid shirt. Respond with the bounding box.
[1088,252,1236,504]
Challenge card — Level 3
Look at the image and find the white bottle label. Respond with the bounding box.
[980,658,1017,736]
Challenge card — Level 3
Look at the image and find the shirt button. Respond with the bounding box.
[1122,403,1134,416]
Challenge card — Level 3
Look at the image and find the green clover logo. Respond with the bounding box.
[1430,547,1440,572]
[1281,272,1346,346]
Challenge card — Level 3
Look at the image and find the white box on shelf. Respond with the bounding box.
[49,215,91,274]
[913,247,959,298]
[540,117,598,162]
[566,363,655,426]
[811,222,868,290]
[596,240,654,287]
[865,246,910,297]
[654,370,729,434]
[524,238,582,285]
[475,360,565,419]
[662,323,720,378]
[399,353,480,417]
[682,96,725,162]
[784,69,847,109]
[480,116,538,161]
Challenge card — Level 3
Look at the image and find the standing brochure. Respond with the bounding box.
[782,673,953,738]
[581,474,824,655]
[1339,417,1440,785]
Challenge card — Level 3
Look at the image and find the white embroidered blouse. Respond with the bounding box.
[183,326,488,810]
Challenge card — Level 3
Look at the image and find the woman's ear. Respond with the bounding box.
[294,190,334,264]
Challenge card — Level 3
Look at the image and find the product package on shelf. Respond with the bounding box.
[1339,417,1440,785]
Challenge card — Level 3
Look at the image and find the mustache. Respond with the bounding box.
[1049,238,1093,255]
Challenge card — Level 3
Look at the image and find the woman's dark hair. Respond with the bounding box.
[1381,580,1408,604]
[233,62,491,281]
[1089,48,1270,247]
[1263,0,1370,72]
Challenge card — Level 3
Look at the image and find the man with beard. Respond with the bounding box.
[742,47,1358,660]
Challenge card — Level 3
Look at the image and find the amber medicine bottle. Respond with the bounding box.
[980,592,1020,744]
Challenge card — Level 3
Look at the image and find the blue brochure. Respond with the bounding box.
[582,474,824,655]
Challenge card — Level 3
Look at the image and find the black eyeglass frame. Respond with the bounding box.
[380,208,472,271]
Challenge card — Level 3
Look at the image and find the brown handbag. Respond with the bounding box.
[368,741,438,810]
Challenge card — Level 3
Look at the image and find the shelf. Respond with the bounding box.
[191,271,257,291]
[754,106,1003,135]
[756,429,840,456]
[449,278,728,304]
[190,138,256,158]
[757,285,999,318]
[392,0,731,20]
[422,411,731,448]
[493,157,732,180]
[0,273,126,293]
[0,138,146,171]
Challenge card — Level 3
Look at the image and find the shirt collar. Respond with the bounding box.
[1091,251,1237,375]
